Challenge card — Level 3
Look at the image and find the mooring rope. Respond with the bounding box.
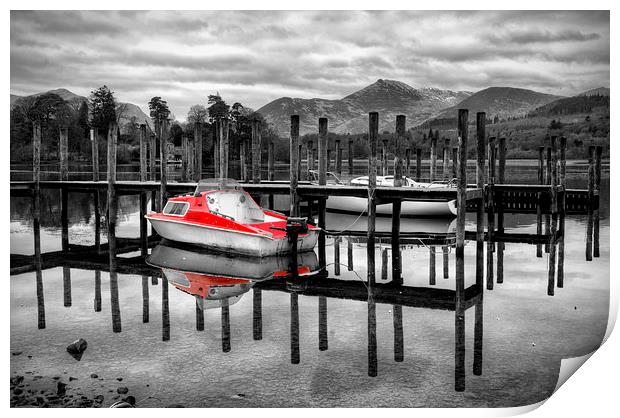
[321,186,377,235]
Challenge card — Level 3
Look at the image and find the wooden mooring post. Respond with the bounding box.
[430,135,437,182]
[33,121,45,329]
[496,137,506,284]
[392,115,405,285]
[443,138,450,180]
[213,121,220,179]
[290,115,300,217]
[159,119,169,211]
[367,111,379,377]
[536,146,544,257]
[473,112,486,377]
[188,133,195,181]
[326,149,332,174]
[547,137,558,296]
[405,148,411,178]
[107,121,121,333]
[367,114,378,275]
[594,146,602,258]
[149,131,157,182]
[586,146,595,261]
[486,136,496,290]
[452,147,458,180]
[307,139,314,179]
[415,148,422,182]
[139,124,148,257]
[268,139,275,208]
[318,118,328,269]
[381,139,388,177]
[268,139,275,182]
[557,137,567,288]
[335,141,343,177]
[219,118,230,185]
[59,127,69,181]
[298,143,303,181]
[60,126,70,304]
[194,122,202,181]
[348,139,354,176]
[140,125,148,181]
[544,144,551,253]
[455,109,468,392]
[252,119,261,184]
[240,138,247,182]
[91,128,99,181]
[393,303,404,362]
[91,129,102,251]
[181,134,189,182]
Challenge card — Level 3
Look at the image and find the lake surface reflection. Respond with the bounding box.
[10,168,609,408]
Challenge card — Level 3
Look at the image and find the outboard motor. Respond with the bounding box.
[285,217,309,280]
[285,217,309,239]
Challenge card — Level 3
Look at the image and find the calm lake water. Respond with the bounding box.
[10,164,610,408]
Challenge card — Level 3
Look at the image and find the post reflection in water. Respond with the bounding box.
[318,296,328,351]
[393,304,403,362]
[20,191,580,398]
[110,271,121,333]
[290,292,300,364]
[142,275,149,323]
[253,289,262,340]
[195,298,204,331]
[429,247,436,285]
[33,199,45,329]
[442,246,449,279]
[94,271,102,312]
[367,288,378,378]
[162,278,170,341]
[62,267,72,307]
[221,297,230,353]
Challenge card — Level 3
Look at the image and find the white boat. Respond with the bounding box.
[325,212,457,234]
[309,171,457,217]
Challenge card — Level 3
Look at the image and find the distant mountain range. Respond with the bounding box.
[578,87,610,97]
[10,83,610,138]
[10,88,152,133]
[257,79,472,136]
[431,87,562,121]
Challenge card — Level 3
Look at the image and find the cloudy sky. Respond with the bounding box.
[10,10,609,121]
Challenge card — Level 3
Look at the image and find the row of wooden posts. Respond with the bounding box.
[39,117,475,188]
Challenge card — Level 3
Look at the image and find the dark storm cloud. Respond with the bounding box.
[10,10,609,121]
[486,29,600,44]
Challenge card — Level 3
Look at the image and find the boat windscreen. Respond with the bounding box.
[205,190,265,223]
[194,178,243,196]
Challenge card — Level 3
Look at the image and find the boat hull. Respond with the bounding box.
[148,241,320,280]
[147,217,318,257]
[326,195,457,217]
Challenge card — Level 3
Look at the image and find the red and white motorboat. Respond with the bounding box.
[145,180,319,257]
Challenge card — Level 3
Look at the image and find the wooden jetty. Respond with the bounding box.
[10,108,603,392]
